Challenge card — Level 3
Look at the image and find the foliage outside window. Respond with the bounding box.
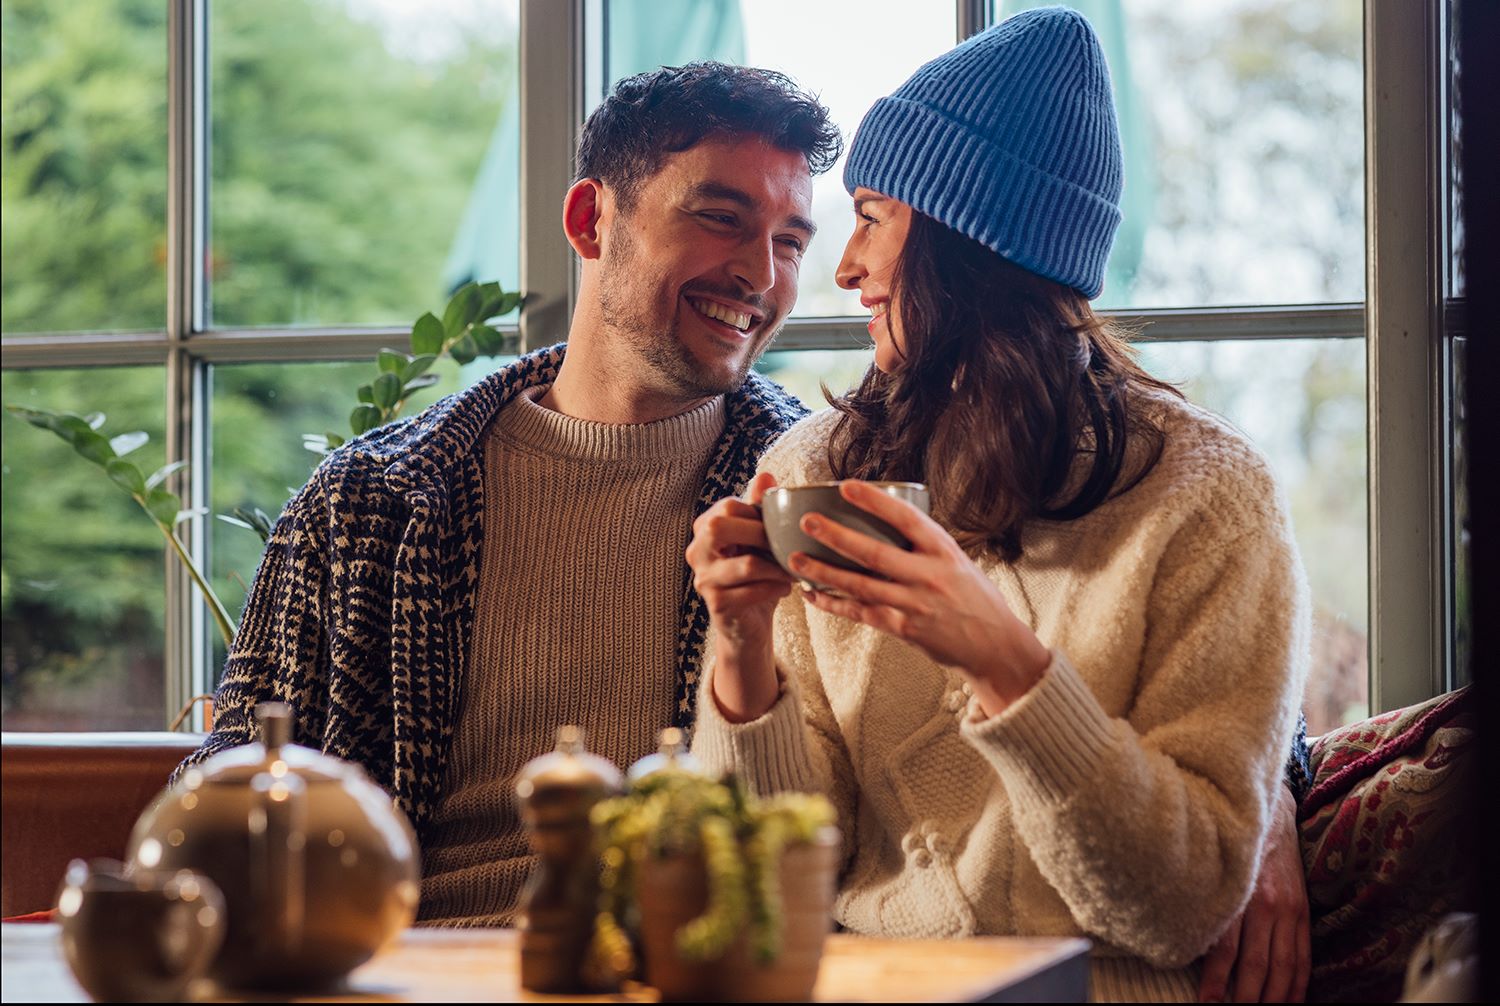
[2,0,1386,733]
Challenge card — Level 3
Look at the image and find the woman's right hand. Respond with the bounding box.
[685,471,793,723]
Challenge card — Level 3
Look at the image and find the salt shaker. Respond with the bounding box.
[515,726,624,993]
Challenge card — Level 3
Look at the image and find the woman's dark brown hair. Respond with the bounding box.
[827,210,1181,562]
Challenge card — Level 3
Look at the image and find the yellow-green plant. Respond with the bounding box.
[5,280,522,649]
[590,770,834,979]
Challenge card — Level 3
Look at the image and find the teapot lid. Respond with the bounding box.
[515,726,624,800]
[181,703,350,787]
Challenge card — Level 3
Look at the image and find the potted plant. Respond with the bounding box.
[590,769,839,1002]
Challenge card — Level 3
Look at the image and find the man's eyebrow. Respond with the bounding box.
[688,182,817,238]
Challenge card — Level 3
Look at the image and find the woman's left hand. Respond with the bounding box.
[791,480,1051,714]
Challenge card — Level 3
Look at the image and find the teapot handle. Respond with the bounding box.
[249,769,307,954]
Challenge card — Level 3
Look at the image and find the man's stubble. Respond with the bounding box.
[596,218,775,400]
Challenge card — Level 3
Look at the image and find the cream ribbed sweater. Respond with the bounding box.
[419,386,726,926]
[691,395,1310,1001]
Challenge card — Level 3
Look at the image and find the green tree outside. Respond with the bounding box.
[2,0,514,728]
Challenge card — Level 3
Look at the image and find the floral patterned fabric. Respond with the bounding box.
[1299,686,1476,1002]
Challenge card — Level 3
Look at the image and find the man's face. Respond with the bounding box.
[595,136,815,398]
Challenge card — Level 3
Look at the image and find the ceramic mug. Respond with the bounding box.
[760,481,930,592]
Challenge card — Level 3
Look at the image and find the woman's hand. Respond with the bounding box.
[685,472,795,723]
[790,480,1050,715]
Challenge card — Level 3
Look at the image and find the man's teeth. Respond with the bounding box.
[690,298,752,331]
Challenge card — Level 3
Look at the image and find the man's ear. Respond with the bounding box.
[563,178,607,259]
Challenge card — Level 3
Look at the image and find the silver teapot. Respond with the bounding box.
[127,703,420,991]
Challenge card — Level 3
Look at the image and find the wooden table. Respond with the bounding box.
[2,923,1089,1002]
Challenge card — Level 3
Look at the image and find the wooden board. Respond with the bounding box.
[2,923,1089,1003]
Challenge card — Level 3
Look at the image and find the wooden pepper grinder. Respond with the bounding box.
[515,725,623,993]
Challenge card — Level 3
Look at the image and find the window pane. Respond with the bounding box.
[1452,336,1469,688]
[603,0,957,318]
[1073,0,1365,309]
[1,367,167,729]
[756,348,873,408]
[209,0,520,328]
[208,356,512,677]
[1,0,167,335]
[1447,0,1463,298]
[1137,338,1369,732]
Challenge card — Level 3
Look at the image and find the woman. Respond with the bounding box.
[684,8,1309,1002]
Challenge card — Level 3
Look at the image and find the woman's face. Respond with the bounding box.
[836,187,914,373]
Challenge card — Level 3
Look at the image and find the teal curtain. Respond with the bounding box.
[1002,0,1153,305]
[442,1,746,298]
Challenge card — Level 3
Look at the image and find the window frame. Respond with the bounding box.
[0,0,1457,728]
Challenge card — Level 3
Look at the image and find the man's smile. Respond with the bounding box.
[684,293,765,341]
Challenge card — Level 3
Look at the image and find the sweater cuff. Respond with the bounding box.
[690,666,819,796]
[959,650,1120,806]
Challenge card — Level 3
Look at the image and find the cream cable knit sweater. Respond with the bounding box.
[691,395,1310,1001]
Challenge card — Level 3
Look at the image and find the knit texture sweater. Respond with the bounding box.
[419,387,726,925]
[178,345,807,830]
[691,396,1311,1001]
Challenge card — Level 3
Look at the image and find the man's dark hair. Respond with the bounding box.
[575,61,842,205]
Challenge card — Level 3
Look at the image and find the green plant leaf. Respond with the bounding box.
[356,383,374,404]
[442,282,481,336]
[400,354,437,383]
[219,506,275,544]
[324,431,345,449]
[301,432,334,456]
[4,404,56,429]
[349,404,382,436]
[51,413,99,442]
[377,348,408,374]
[109,430,149,457]
[471,324,505,355]
[411,312,444,356]
[495,291,523,316]
[144,487,181,527]
[105,458,146,495]
[408,313,441,356]
[474,281,506,320]
[371,372,402,410]
[449,333,478,366]
[173,506,208,526]
[145,460,189,491]
[402,375,440,395]
[84,412,107,430]
[70,429,116,466]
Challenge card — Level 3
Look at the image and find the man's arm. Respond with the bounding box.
[172,468,334,780]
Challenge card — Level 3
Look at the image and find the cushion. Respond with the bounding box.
[1298,686,1475,1002]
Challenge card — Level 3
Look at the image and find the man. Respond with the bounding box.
[184,62,836,925]
[185,60,1310,999]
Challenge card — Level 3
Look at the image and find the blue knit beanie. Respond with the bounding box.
[844,6,1123,299]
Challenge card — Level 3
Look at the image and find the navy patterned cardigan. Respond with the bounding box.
[183,344,1309,830]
